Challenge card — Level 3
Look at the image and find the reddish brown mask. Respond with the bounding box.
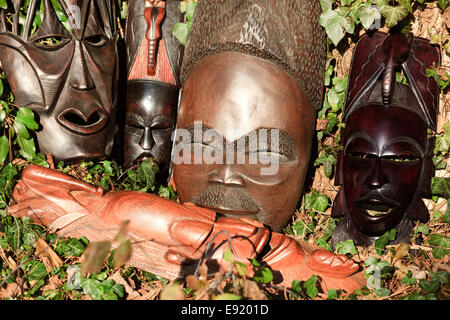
[172,53,316,232]
[332,32,440,246]
[0,0,118,162]
[123,0,182,176]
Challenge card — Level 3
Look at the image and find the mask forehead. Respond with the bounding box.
[178,53,313,146]
[344,105,427,155]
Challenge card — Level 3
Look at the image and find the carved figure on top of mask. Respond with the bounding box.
[171,0,327,232]
[0,0,119,162]
[123,0,183,179]
[331,32,441,247]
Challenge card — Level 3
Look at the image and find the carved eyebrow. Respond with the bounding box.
[382,136,424,158]
[126,113,145,125]
[182,124,298,159]
[344,132,377,154]
[126,114,174,127]
[344,133,424,158]
[152,115,174,127]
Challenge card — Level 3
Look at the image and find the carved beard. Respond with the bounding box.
[331,189,429,248]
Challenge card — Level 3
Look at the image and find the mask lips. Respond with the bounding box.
[354,192,402,221]
[57,106,108,135]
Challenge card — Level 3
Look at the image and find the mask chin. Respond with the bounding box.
[331,188,429,247]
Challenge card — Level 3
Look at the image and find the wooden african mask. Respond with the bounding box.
[172,53,316,232]
[171,0,327,232]
[331,32,441,247]
[0,0,118,162]
[123,0,183,177]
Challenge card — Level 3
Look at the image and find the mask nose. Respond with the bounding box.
[68,41,95,90]
[364,157,387,189]
[139,127,155,150]
[208,166,246,188]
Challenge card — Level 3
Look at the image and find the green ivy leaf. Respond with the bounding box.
[428,234,450,259]
[319,9,349,46]
[315,238,333,251]
[0,0,7,9]
[336,239,357,255]
[327,87,341,111]
[173,22,190,45]
[381,5,409,28]
[437,0,448,10]
[431,177,450,199]
[292,220,315,238]
[185,2,198,22]
[305,191,330,212]
[17,136,36,160]
[397,0,413,13]
[223,248,233,262]
[401,271,417,285]
[356,4,382,29]
[303,275,319,299]
[326,288,338,300]
[319,0,333,11]
[375,287,391,297]
[16,107,38,130]
[81,278,103,300]
[252,263,273,284]
[374,229,397,255]
[13,120,30,139]
[0,135,9,164]
[66,238,85,257]
[28,262,48,281]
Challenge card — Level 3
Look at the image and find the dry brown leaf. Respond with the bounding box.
[41,275,63,293]
[392,243,411,264]
[243,279,267,300]
[108,271,141,300]
[0,282,22,299]
[81,240,111,274]
[0,247,17,271]
[113,239,132,268]
[198,262,208,278]
[159,283,185,300]
[35,239,63,272]
[444,7,450,29]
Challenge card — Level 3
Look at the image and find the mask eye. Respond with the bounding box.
[84,34,107,47]
[33,36,69,48]
[382,155,420,162]
[347,152,377,159]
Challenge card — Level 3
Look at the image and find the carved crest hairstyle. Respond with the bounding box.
[123,0,183,176]
[0,0,118,162]
[171,0,327,231]
[331,32,441,246]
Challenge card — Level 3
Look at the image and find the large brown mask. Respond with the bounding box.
[171,52,316,232]
[0,0,118,162]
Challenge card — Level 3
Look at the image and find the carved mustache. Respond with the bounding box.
[191,184,260,214]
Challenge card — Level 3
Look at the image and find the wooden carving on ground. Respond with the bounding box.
[8,164,365,292]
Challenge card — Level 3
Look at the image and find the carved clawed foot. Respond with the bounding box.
[306,249,359,278]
